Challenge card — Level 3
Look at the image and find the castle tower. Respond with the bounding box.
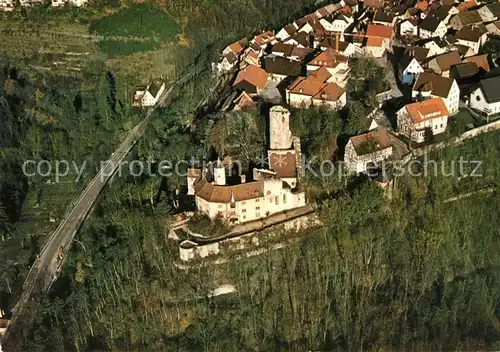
[269,105,292,150]
[213,159,226,186]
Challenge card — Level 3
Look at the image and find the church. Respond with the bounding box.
[187,106,306,225]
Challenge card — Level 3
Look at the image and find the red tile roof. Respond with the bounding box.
[228,41,244,55]
[350,128,391,155]
[366,24,394,39]
[195,179,264,203]
[308,66,332,83]
[404,98,449,123]
[233,65,268,89]
[464,54,491,72]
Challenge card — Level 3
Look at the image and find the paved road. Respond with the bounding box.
[1,75,188,350]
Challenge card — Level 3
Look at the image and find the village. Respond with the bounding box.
[163,0,500,262]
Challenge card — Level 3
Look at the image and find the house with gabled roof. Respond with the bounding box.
[233,91,256,111]
[449,10,483,30]
[233,65,268,95]
[363,0,384,9]
[419,15,447,38]
[413,72,460,114]
[428,50,462,77]
[0,0,14,11]
[284,31,311,48]
[469,76,500,117]
[276,23,298,41]
[344,128,398,173]
[189,106,306,225]
[315,36,356,57]
[373,10,396,26]
[404,46,430,65]
[486,20,500,35]
[364,24,394,57]
[320,13,354,32]
[397,97,449,142]
[398,56,424,85]
[399,18,419,36]
[306,49,350,87]
[141,78,166,107]
[286,76,347,109]
[464,54,491,73]
[455,24,488,54]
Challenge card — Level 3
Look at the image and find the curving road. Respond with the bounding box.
[1,75,188,351]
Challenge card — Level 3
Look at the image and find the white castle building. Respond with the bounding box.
[187,106,306,225]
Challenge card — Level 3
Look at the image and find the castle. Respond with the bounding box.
[187,106,306,225]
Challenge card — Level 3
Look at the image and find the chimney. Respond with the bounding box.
[240,175,246,183]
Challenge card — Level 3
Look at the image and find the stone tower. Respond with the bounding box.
[213,159,226,186]
[269,105,292,150]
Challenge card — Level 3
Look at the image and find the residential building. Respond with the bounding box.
[457,0,479,12]
[364,24,394,58]
[263,56,302,82]
[455,24,488,54]
[18,0,43,6]
[398,56,424,85]
[469,76,500,117]
[141,78,166,107]
[413,72,460,114]
[233,65,268,95]
[428,50,461,77]
[397,98,449,143]
[284,31,311,48]
[222,41,245,57]
[0,0,14,11]
[404,46,430,66]
[216,52,239,74]
[486,20,500,35]
[316,37,355,57]
[306,49,350,87]
[276,23,298,41]
[373,10,396,26]
[399,18,419,37]
[419,15,447,38]
[190,106,306,225]
[344,128,394,173]
[363,0,384,9]
[429,4,459,24]
[478,2,500,22]
[449,10,483,30]
[464,54,491,73]
[252,31,277,49]
[0,310,8,336]
[286,76,347,109]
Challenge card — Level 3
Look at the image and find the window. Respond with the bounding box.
[476,95,481,102]
[283,194,287,203]
[275,195,279,205]
[256,199,260,203]
[243,215,246,220]
[256,213,260,217]
[218,204,223,209]
[242,201,246,205]
[256,206,260,210]
[440,124,443,128]
[242,209,246,213]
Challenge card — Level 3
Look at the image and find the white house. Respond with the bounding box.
[344,128,394,174]
[364,24,394,58]
[320,14,353,32]
[399,19,419,37]
[419,16,447,39]
[397,98,449,143]
[276,23,298,41]
[413,72,460,115]
[398,56,424,85]
[455,24,488,55]
[286,76,347,109]
[315,37,355,57]
[0,0,14,11]
[428,50,461,78]
[469,76,500,117]
[216,52,239,74]
[141,78,166,107]
[486,20,500,35]
[478,3,499,22]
